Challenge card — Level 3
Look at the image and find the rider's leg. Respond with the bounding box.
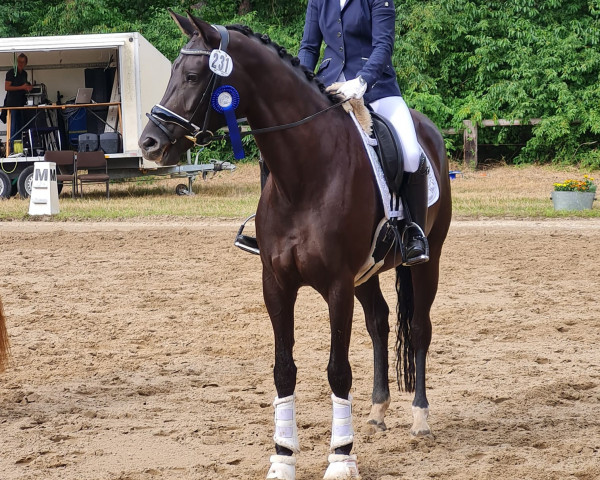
[370,96,421,173]
[370,96,429,266]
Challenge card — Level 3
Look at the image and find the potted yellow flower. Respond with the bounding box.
[552,175,597,210]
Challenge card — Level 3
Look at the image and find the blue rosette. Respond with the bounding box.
[211,85,244,159]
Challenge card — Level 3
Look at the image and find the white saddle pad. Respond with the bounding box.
[349,112,439,219]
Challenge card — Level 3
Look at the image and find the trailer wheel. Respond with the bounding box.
[17,166,35,199]
[0,171,11,199]
[175,183,189,196]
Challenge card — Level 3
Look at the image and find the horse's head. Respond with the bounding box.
[139,11,246,165]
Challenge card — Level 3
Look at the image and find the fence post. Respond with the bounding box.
[463,120,477,169]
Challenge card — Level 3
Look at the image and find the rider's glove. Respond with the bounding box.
[335,76,367,100]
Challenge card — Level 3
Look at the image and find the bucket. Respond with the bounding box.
[13,140,23,153]
[551,191,595,210]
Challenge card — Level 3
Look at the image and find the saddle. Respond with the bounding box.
[370,111,404,197]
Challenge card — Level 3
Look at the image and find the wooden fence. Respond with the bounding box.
[443,118,541,168]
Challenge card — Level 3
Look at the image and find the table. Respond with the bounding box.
[1,102,122,156]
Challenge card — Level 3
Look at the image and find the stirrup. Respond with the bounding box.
[401,222,429,266]
[234,214,260,255]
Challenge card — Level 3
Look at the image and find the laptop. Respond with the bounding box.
[74,87,93,104]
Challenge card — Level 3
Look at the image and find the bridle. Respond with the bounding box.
[146,24,350,150]
[146,24,229,147]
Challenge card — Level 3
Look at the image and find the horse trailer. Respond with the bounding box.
[0,32,232,198]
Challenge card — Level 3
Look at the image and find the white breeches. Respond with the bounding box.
[370,95,422,173]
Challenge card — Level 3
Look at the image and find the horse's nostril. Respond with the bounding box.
[141,136,158,152]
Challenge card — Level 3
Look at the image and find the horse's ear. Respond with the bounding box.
[168,9,196,38]
[186,12,221,48]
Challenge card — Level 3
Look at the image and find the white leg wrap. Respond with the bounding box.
[330,393,354,451]
[323,454,360,479]
[273,394,300,453]
[267,454,296,480]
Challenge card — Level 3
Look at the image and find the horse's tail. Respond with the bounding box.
[0,297,10,373]
[395,265,415,392]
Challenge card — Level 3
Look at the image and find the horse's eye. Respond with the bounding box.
[186,73,199,83]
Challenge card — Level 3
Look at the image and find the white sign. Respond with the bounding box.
[209,49,233,77]
[28,161,60,216]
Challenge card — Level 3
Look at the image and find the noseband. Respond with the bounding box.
[147,24,351,154]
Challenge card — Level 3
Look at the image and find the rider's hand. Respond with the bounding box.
[335,76,367,100]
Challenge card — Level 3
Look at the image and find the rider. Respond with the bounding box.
[297,0,429,266]
[236,0,428,266]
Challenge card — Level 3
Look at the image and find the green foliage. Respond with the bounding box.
[4,0,599,165]
[395,0,600,165]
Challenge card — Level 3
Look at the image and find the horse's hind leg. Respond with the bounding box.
[409,254,442,437]
[262,269,300,479]
[355,275,391,432]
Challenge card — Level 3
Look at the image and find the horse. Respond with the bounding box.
[0,296,10,373]
[139,11,452,480]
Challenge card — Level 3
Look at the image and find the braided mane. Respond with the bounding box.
[226,24,338,103]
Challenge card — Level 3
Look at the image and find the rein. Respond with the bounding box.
[202,97,351,144]
[147,24,351,150]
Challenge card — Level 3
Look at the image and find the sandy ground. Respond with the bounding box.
[0,218,599,480]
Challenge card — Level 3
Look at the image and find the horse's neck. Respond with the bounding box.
[245,77,346,186]
[233,38,356,198]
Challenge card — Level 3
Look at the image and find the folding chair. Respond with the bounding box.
[76,151,110,199]
[44,150,77,198]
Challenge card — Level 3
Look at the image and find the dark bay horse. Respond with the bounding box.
[139,12,451,479]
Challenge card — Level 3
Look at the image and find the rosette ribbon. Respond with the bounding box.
[211,85,244,159]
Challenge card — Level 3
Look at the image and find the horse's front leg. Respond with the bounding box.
[355,275,391,433]
[323,278,360,479]
[263,268,300,480]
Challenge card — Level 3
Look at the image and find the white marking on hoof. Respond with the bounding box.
[367,398,390,432]
[323,454,360,479]
[267,454,296,480]
[410,406,431,437]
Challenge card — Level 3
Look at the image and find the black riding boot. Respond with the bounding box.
[234,157,269,255]
[401,155,429,266]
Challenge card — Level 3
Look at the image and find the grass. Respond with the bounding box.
[0,162,598,220]
[449,162,600,218]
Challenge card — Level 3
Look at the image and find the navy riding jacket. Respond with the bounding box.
[298,0,401,104]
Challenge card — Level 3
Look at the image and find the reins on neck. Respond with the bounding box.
[202,97,351,145]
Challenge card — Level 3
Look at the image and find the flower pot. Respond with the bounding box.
[551,191,596,211]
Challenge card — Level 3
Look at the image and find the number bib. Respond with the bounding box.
[209,49,233,77]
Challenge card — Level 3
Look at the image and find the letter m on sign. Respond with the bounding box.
[50,169,56,182]
[34,169,48,182]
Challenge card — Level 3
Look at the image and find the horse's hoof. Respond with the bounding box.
[410,429,435,440]
[366,419,387,434]
[323,454,360,479]
[410,406,431,438]
[267,454,296,480]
